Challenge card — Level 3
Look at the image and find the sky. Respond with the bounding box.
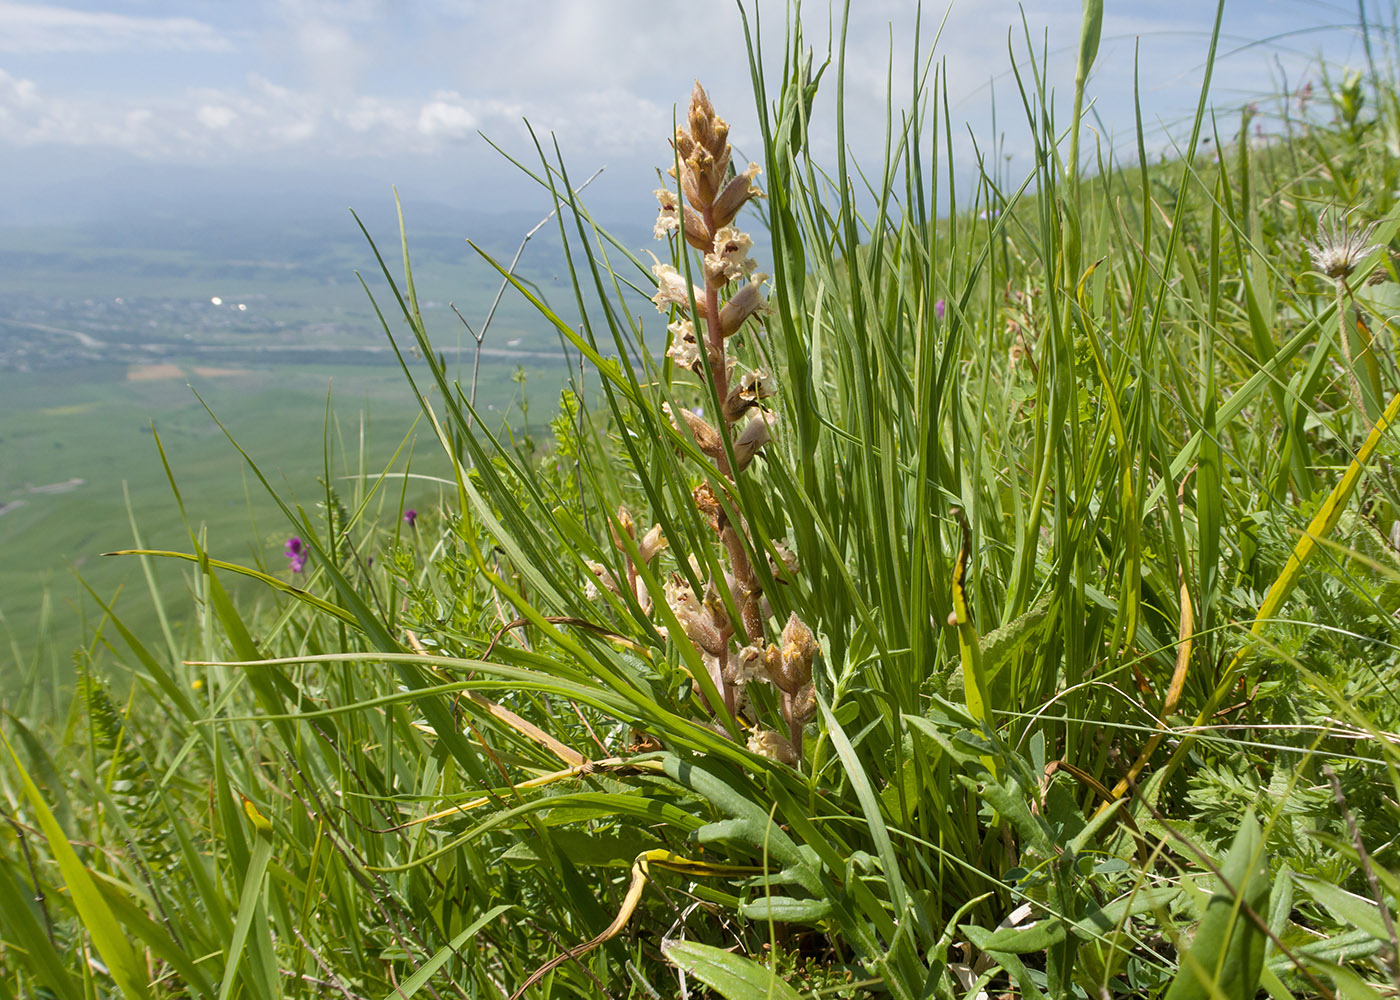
[0,1,1380,226]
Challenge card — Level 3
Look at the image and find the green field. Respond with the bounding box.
[0,355,565,688]
[0,198,592,686]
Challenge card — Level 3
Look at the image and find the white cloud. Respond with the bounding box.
[0,2,230,54]
[417,96,476,138]
[197,105,237,130]
[0,69,518,162]
[0,0,1363,206]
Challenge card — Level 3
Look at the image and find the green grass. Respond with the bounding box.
[8,2,1400,999]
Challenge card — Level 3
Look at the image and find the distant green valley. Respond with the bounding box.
[0,204,596,683]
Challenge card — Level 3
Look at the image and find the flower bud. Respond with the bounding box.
[789,683,817,727]
[665,577,726,656]
[672,127,695,162]
[681,206,712,251]
[777,613,818,693]
[733,412,775,471]
[712,162,765,228]
[718,274,770,337]
[611,505,635,549]
[637,523,667,563]
[665,403,724,461]
[692,481,724,532]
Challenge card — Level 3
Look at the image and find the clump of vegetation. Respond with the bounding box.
[8,2,1400,998]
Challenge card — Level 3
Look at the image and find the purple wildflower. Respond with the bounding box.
[404,509,417,528]
[935,298,946,320]
[284,536,307,574]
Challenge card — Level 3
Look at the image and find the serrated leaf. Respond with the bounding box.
[981,592,1053,681]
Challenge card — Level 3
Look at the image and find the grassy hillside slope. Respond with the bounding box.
[6,3,1400,999]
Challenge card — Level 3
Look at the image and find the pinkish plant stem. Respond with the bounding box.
[702,205,733,478]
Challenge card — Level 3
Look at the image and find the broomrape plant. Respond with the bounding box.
[652,82,818,764]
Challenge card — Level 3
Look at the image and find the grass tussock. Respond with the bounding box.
[9,2,1400,998]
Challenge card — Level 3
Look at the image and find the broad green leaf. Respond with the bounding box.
[739,895,833,923]
[966,915,1062,955]
[1164,811,1269,1000]
[662,939,805,1000]
[499,828,662,869]
[216,797,277,1000]
[818,697,908,914]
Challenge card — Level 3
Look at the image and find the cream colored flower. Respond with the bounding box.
[723,367,774,422]
[705,226,756,284]
[664,576,725,656]
[667,339,703,373]
[651,260,701,313]
[637,523,667,563]
[768,539,799,577]
[584,560,621,599]
[666,319,704,373]
[730,644,772,685]
[747,728,798,766]
[653,187,680,239]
